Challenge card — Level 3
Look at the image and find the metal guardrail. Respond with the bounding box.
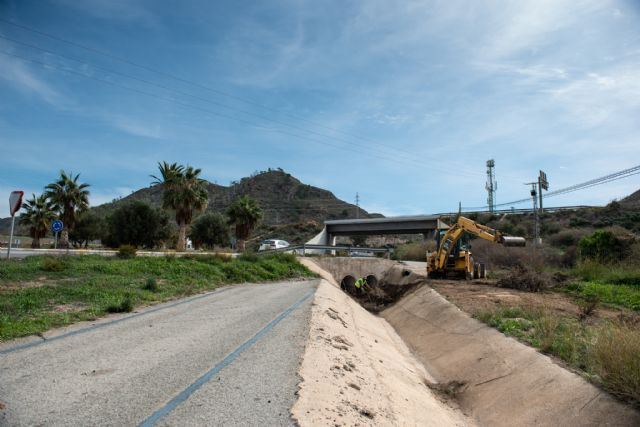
[436,205,596,217]
[258,244,391,257]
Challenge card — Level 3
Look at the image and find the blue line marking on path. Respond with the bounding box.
[137,289,315,427]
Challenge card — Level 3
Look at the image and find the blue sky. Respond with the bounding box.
[1,0,639,217]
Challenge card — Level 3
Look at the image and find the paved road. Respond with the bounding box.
[0,280,317,426]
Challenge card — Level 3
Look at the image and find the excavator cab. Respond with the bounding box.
[427,216,525,280]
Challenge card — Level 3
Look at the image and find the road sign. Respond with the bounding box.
[9,191,24,216]
[539,170,549,191]
[51,220,64,233]
[7,191,24,259]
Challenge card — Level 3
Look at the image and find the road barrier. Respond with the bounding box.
[258,244,391,258]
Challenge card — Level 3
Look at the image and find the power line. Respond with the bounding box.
[0,19,485,177]
[0,35,419,165]
[463,164,640,210]
[1,50,469,173]
[0,48,484,178]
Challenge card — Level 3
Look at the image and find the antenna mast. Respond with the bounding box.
[486,159,497,212]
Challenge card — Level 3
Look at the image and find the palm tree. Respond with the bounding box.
[151,162,209,251]
[44,171,90,248]
[20,194,58,248]
[226,195,263,252]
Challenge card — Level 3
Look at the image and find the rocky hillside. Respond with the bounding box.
[621,189,640,208]
[1,169,376,236]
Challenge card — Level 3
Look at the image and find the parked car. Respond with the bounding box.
[258,239,290,252]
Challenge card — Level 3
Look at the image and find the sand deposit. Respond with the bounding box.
[291,259,472,426]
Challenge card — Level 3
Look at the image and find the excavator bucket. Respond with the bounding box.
[501,236,526,247]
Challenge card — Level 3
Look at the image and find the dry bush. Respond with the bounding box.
[535,310,561,353]
[547,229,589,248]
[393,241,435,261]
[471,239,568,270]
[589,321,640,403]
[496,265,556,292]
[577,294,600,320]
[471,239,543,270]
[628,243,640,267]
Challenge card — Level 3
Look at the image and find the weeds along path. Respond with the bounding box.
[382,284,640,426]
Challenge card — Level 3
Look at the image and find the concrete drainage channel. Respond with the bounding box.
[315,258,424,312]
[305,257,640,427]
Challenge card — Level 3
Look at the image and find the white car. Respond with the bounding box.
[258,239,290,252]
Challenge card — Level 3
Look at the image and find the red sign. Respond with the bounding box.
[9,191,24,216]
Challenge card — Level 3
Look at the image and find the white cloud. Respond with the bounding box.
[548,66,640,126]
[108,115,165,139]
[0,52,65,106]
[54,0,157,25]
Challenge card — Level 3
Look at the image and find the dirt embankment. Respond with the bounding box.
[292,259,472,426]
[383,285,640,426]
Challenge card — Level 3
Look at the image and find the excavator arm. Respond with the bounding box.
[430,216,525,273]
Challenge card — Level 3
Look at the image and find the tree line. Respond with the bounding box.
[19,162,263,252]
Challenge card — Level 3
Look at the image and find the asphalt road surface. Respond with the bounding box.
[0,279,318,426]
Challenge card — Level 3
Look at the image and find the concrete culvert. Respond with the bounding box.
[365,275,378,287]
[341,275,356,292]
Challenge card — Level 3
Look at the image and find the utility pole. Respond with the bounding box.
[355,192,360,219]
[538,170,549,213]
[486,159,497,212]
[525,182,540,245]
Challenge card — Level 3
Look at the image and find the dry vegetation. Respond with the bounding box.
[425,216,640,407]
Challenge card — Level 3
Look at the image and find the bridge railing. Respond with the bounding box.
[257,244,391,258]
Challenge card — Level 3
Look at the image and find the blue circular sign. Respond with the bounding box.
[51,220,64,233]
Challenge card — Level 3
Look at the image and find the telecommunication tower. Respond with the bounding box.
[486,159,497,212]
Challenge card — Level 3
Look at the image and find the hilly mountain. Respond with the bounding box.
[621,189,640,208]
[1,169,377,239]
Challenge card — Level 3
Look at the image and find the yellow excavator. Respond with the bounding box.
[427,216,526,279]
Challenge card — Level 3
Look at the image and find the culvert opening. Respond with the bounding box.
[340,275,356,292]
[339,269,423,313]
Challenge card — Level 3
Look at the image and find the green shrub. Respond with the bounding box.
[117,245,137,259]
[41,257,67,272]
[393,241,434,261]
[103,201,171,249]
[578,230,628,263]
[143,277,159,292]
[238,251,259,262]
[106,297,134,313]
[190,212,230,249]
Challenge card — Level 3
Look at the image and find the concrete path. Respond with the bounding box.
[0,279,317,426]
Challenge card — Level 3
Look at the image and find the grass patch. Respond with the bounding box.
[475,306,640,405]
[142,277,159,292]
[106,297,134,313]
[0,253,314,341]
[564,282,640,311]
[571,260,640,287]
[559,261,640,311]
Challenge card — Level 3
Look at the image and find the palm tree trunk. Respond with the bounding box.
[238,239,246,252]
[60,229,70,248]
[31,236,40,249]
[177,222,187,251]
